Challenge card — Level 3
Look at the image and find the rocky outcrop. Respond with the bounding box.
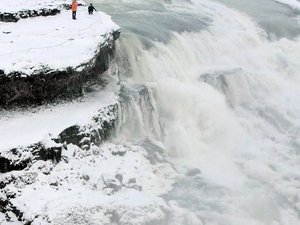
[0,142,63,173]
[57,104,118,150]
[0,104,118,173]
[0,8,61,22]
[0,30,121,107]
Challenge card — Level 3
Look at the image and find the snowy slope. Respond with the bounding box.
[0,82,118,152]
[0,0,121,152]
[0,142,179,225]
[0,0,85,13]
[0,0,120,75]
[24,143,176,224]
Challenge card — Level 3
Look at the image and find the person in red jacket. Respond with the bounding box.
[71,0,78,20]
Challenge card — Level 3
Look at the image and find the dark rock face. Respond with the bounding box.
[0,8,61,23]
[0,143,63,173]
[0,30,120,107]
[0,148,33,173]
[0,154,30,173]
[58,104,118,150]
[59,125,83,146]
[38,145,62,163]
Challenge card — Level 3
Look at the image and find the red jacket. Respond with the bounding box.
[71,1,78,11]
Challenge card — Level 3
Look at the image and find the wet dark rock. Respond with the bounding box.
[59,125,83,146]
[200,70,234,95]
[0,143,62,173]
[0,191,8,212]
[0,157,28,174]
[199,68,245,107]
[39,146,62,163]
[0,149,32,173]
[186,168,201,177]
[106,181,121,192]
[0,8,61,23]
[112,30,121,41]
[128,178,136,184]
[115,174,123,184]
[81,174,90,182]
[125,178,142,191]
[0,175,13,189]
[7,203,24,221]
[58,104,118,150]
[49,181,59,186]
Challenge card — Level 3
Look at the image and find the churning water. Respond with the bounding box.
[93,0,300,224]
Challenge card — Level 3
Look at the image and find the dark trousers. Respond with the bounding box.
[72,11,76,19]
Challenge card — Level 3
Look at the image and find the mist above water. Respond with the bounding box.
[216,0,300,38]
[93,0,300,224]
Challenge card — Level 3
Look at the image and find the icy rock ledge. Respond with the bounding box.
[0,8,61,23]
[0,104,118,173]
[0,0,121,106]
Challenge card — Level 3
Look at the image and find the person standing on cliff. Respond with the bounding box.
[88,3,97,15]
[71,0,78,20]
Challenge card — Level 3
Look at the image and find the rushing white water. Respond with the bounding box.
[93,0,300,224]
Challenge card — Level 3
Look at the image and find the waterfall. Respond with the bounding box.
[93,0,300,224]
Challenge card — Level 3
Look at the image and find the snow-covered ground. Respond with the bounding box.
[0,0,121,151]
[0,0,85,13]
[0,80,118,152]
[0,142,179,225]
[0,0,120,75]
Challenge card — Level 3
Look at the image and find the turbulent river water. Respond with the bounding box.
[92,0,300,224]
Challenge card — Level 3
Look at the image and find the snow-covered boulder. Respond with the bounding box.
[0,0,120,106]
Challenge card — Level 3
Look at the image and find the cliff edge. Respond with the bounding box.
[0,0,120,106]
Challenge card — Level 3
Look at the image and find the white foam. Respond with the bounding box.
[111,0,300,224]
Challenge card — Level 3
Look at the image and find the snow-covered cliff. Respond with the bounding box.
[0,2,184,224]
[0,0,120,106]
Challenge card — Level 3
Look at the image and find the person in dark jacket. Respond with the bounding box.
[88,3,97,15]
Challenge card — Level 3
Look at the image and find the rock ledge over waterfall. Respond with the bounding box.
[0,0,120,106]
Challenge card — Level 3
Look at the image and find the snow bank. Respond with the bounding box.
[0,82,118,152]
[1,143,178,225]
[0,0,85,13]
